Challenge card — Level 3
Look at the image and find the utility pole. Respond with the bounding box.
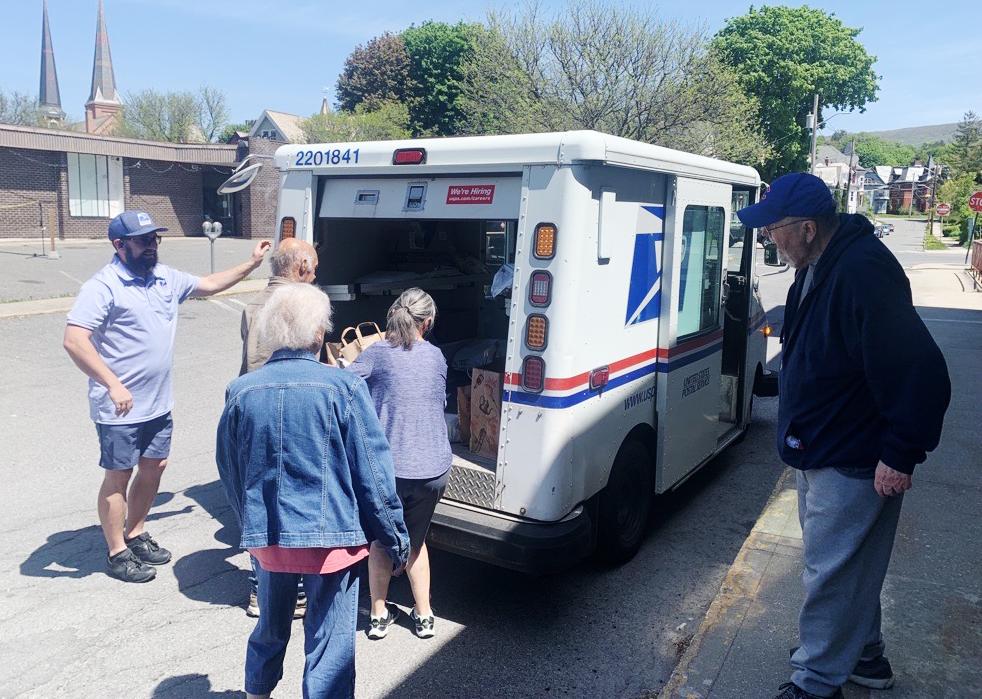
[848,138,856,213]
[809,93,820,175]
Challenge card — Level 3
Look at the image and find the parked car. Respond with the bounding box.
[873,223,884,238]
[884,223,894,235]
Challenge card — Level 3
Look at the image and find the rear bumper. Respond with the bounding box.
[427,500,595,574]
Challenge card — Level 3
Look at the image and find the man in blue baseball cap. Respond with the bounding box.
[738,174,951,699]
[64,211,271,583]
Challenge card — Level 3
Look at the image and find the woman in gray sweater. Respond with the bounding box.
[348,288,452,640]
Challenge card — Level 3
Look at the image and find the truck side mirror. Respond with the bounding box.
[763,242,781,266]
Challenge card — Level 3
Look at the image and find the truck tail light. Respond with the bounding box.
[280,217,296,239]
[529,271,552,306]
[590,366,610,391]
[522,356,545,393]
[525,314,548,350]
[533,223,557,259]
[392,148,426,165]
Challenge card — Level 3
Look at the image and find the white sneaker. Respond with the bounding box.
[367,604,399,640]
[410,608,435,639]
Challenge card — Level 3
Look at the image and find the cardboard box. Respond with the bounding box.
[469,369,502,459]
[457,385,472,444]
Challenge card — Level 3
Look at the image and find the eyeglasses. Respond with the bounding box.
[760,219,813,240]
[127,233,162,246]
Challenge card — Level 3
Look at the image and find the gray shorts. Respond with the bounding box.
[395,469,450,552]
[95,413,173,471]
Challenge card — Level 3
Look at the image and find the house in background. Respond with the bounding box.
[858,167,890,214]
[248,110,305,143]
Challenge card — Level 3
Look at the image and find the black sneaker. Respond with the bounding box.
[849,655,894,690]
[126,532,172,565]
[774,682,843,699]
[107,549,156,583]
[410,608,435,639]
[367,604,399,640]
[790,646,894,691]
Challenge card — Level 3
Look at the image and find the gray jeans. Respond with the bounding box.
[791,467,904,697]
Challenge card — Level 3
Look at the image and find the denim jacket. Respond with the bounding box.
[216,349,409,567]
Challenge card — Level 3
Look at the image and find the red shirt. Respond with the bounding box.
[249,545,369,574]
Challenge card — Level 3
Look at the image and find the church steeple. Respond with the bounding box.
[39,0,65,124]
[85,0,121,134]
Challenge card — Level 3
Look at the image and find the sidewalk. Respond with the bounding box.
[661,268,982,698]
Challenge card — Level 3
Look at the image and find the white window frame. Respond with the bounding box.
[67,153,123,218]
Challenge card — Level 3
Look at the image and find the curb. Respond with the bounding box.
[0,278,268,320]
[659,469,801,698]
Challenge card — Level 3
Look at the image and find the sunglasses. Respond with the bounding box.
[125,233,162,246]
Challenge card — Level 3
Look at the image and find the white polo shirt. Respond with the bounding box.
[67,255,199,424]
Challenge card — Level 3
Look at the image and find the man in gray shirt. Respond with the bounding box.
[64,211,269,583]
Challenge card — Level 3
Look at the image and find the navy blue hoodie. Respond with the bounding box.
[777,214,950,476]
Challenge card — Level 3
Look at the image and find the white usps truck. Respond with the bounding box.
[269,131,772,572]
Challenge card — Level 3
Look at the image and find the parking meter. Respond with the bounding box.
[202,220,222,273]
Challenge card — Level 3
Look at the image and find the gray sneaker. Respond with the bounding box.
[107,549,156,583]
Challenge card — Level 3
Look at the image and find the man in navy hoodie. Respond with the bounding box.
[737,173,950,699]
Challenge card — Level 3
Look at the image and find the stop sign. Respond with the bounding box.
[936,203,951,216]
[970,191,982,213]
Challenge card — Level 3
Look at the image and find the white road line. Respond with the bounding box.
[921,317,982,325]
[59,270,85,285]
[208,298,239,314]
[225,298,246,308]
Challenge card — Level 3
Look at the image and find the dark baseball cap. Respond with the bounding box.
[107,210,168,240]
[736,172,837,228]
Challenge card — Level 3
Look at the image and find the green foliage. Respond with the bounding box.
[458,3,770,165]
[922,233,946,250]
[853,136,915,167]
[335,33,414,112]
[0,90,45,127]
[219,121,254,143]
[401,21,481,136]
[300,101,411,143]
[936,173,980,231]
[712,6,879,179]
[949,111,982,178]
[118,86,229,142]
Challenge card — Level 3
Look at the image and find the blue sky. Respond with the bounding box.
[2,0,979,135]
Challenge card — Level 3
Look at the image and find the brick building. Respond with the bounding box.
[0,1,281,241]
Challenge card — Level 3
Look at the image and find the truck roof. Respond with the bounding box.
[274,130,760,187]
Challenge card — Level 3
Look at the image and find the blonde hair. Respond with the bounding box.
[256,283,333,352]
[386,288,436,350]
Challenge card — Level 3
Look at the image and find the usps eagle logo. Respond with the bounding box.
[624,205,665,326]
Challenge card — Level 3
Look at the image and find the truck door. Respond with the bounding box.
[656,177,731,491]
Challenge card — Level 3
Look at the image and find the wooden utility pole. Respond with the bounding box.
[809,93,820,175]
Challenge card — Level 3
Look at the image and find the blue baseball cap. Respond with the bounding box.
[737,172,837,228]
[107,211,168,241]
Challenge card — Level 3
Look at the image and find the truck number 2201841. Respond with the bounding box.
[294,148,360,166]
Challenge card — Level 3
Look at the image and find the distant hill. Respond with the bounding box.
[862,123,958,145]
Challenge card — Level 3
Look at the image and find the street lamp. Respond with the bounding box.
[201,219,222,273]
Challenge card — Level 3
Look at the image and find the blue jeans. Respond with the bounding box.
[249,554,304,597]
[245,565,359,698]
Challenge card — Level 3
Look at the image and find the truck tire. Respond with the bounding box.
[595,439,654,566]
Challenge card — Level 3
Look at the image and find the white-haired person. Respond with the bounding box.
[348,287,453,640]
[217,283,409,699]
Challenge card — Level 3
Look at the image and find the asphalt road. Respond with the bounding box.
[0,215,956,698]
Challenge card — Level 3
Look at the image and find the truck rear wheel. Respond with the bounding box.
[595,439,653,566]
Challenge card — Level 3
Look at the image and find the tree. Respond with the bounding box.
[300,101,411,143]
[219,120,255,143]
[458,2,770,165]
[401,21,482,136]
[336,33,414,112]
[117,87,229,143]
[949,111,982,177]
[936,173,979,242]
[0,90,44,126]
[853,136,915,168]
[712,6,879,179]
